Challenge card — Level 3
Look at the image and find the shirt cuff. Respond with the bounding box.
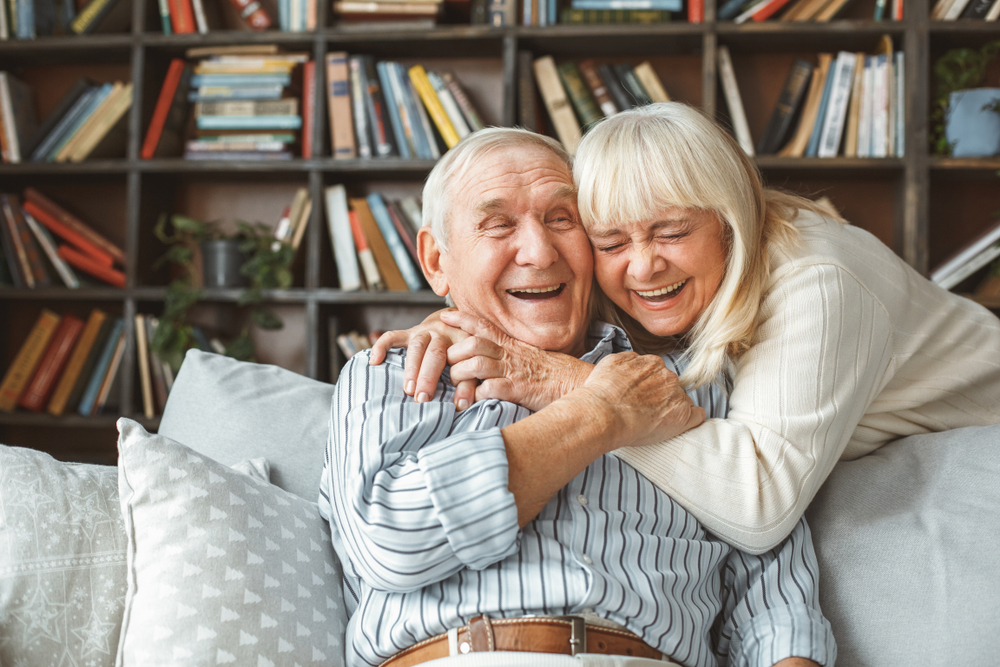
[729,603,837,667]
[417,427,520,571]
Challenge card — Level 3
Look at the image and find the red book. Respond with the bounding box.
[18,315,85,412]
[751,0,794,20]
[57,245,126,288]
[301,60,316,159]
[142,59,186,160]
[168,0,197,33]
[227,0,273,29]
[688,0,703,22]
[22,188,125,265]
[22,201,115,268]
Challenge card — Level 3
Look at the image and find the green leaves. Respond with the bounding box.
[931,41,1000,156]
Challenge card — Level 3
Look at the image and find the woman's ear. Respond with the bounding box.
[417,227,449,298]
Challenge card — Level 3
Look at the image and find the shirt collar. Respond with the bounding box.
[580,321,632,364]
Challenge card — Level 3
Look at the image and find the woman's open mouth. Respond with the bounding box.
[635,279,687,302]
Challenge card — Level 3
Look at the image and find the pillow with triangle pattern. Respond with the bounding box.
[115,418,347,667]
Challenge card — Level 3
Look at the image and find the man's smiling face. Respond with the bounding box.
[419,145,593,356]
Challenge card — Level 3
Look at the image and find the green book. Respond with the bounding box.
[557,61,603,131]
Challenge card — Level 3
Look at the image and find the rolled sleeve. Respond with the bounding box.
[729,604,836,667]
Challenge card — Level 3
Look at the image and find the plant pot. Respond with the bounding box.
[945,88,1000,158]
[201,239,249,288]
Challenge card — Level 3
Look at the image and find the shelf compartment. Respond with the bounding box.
[0,36,134,65]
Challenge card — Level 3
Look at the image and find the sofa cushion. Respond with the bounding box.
[806,424,1000,666]
[0,446,127,667]
[158,349,336,501]
[115,418,346,667]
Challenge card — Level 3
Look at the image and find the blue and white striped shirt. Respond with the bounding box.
[319,322,835,667]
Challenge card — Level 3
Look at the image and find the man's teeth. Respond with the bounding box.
[508,285,561,294]
[636,279,686,298]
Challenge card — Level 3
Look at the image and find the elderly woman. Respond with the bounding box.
[373,102,1000,553]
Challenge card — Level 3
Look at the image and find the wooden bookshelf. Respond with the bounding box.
[1,0,998,462]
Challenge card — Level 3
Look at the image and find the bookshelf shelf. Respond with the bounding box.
[1,0,998,461]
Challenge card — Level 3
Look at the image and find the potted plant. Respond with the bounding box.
[931,40,1000,157]
[151,213,294,372]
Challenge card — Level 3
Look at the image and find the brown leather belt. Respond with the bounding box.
[380,614,664,667]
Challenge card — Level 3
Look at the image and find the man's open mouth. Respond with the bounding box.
[635,278,687,302]
[506,284,565,300]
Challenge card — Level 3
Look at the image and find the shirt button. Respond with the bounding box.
[576,495,588,506]
[582,554,593,565]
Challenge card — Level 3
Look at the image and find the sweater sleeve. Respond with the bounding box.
[615,262,895,554]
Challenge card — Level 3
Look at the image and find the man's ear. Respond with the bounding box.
[417,227,449,298]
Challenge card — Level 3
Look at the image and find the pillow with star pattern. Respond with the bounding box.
[115,418,347,667]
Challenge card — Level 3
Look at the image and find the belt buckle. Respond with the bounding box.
[550,615,586,656]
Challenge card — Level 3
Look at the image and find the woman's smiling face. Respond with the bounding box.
[589,206,728,337]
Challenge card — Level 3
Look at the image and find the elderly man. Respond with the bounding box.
[318,128,835,667]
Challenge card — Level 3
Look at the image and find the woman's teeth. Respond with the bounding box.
[637,279,686,298]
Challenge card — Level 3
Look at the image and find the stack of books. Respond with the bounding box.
[530,56,670,154]
[323,184,426,293]
[0,188,126,289]
[142,49,313,161]
[559,0,677,25]
[332,0,443,27]
[755,36,905,158]
[719,0,905,21]
[153,0,274,34]
[0,308,134,417]
[0,74,132,163]
[0,0,129,38]
[931,0,1000,20]
[326,53,484,160]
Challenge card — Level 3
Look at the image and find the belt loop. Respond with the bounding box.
[447,628,459,656]
[468,614,495,652]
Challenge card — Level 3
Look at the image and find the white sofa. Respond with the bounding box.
[1,349,998,666]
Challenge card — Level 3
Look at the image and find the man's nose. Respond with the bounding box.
[515,221,559,268]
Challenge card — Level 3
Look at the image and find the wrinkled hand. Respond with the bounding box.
[572,352,705,451]
[442,311,592,412]
[368,308,478,406]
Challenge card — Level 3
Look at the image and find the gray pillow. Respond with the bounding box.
[158,349,336,501]
[806,425,1000,666]
[0,446,127,667]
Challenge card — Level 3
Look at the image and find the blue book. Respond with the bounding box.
[77,317,124,417]
[17,0,35,38]
[393,62,434,160]
[570,0,682,9]
[376,61,411,159]
[188,86,285,102]
[30,84,100,161]
[366,192,422,292]
[46,82,114,161]
[190,73,292,88]
[196,115,303,130]
[718,0,750,19]
[805,62,837,158]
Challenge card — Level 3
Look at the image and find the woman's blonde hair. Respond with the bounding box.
[574,102,835,388]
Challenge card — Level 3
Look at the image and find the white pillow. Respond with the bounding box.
[115,418,347,666]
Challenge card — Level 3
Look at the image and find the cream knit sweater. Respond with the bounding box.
[616,211,1000,554]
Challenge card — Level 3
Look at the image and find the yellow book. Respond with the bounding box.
[633,62,670,103]
[70,83,133,162]
[0,310,61,412]
[778,53,832,157]
[135,313,154,419]
[54,82,124,163]
[842,53,866,158]
[408,65,460,150]
[48,308,107,416]
[533,56,582,155]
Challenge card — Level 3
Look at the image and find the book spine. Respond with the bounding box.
[688,0,703,21]
[894,52,905,158]
[533,55,583,155]
[842,54,865,158]
[348,209,384,290]
[408,64,461,149]
[717,46,754,156]
[145,316,170,413]
[817,52,858,158]
[376,60,411,159]
[399,64,439,159]
[57,245,126,287]
[22,199,115,267]
[135,313,155,418]
[364,56,397,157]
[47,308,107,415]
[633,62,670,102]
[77,317,124,416]
[366,192,422,291]
[167,0,196,33]
[570,0,680,7]
[195,99,299,117]
[615,63,653,105]
[488,0,515,24]
[191,73,291,88]
[597,62,634,111]
[857,56,873,157]
[23,210,80,288]
[577,60,618,119]
[191,0,209,32]
[427,70,471,141]
[91,326,126,414]
[443,73,485,132]
[349,56,373,158]
[0,209,25,288]
[324,184,362,291]
[4,197,50,288]
[351,198,408,292]
[142,60,187,159]
[23,187,125,265]
[70,82,132,162]
[557,61,604,130]
[17,0,35,37]
[195,115,302,130]
[301,60,315,159]
[805,57,838,157]
[30,86,98,162]
[18,314,84,412]
[49,83,114,162]
[0,309,61,412]
[326,53,356,159]
[1,196,37,288]
[0,74,21,163]
[157,0,171,32]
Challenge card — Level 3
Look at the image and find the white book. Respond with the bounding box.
[987,0,1000,19]
[399,196,423,233]
[349,57,372,159]
[937,244,1000,290]
[0,0,7,39]
[818,51,857,158]
[944,0,973,18]
[23,211,80,288]
[931,220,1000,284]
[191,0,209,33]
[857,56,874,158]
[871,54,889,158]
[324,185,362,292]
[717,46,754,157]
[427,70,471,141]
[885,54,895,158]
[895,53,905,158]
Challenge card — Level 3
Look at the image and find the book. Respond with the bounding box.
[70,81,132,162]
[349,209,384,290]
[23,188,125,265]
[348,56,373,158]
[23,210,80,288]
[349,197,408,291]
[326,52,356,159]
[427,69,471,142]
[366,192,422,291]
[2,195,50,289]
[814,0,854,20]
[959,0,995,17]
[376,59,411,159]
[409,64,461,149]
[0,201,25,288]
[135,313,155,418]
[804,56,838,157]
[145,315,170,413]
[301,60,316,159]
[633,61,670,103]
[894,51,904,158]
[25,79,93,161]
[57,245,126,287]
[71,0,129,33]
[399,196,422,232]
[45,82,114,162]
[168,0,197,34]
[579,58,619,117]
[90,322,127,415]
[142,61,192,160]
[778,53,831,157]
[18,314,84,412]
[77,317,124,416]
[757,58,812,154]
[688,0,703,21]
[324,185,362,291]
[157,0,171,31]
[488,0,516,24]
[30,83,102,162]
[47,308,107,416]
[561,7,673,20]
[842,53,866,158]
[442,72,484,132]
[597,62,634,112]
[0,309,61,412]
[570,0,680,7]
[615,63,653,106]
[734,0,794,21]
[290,194,312,251]
[717,46,754,156]
[387,199,420,268]
[398,62,439,159]
[0,72,38,164]
[817,51,858,158]
[534,56,582,155]
[363,55,397,157]
[557,61,603,131]
[937,243,1000,290]
[931,219,1000,285]
[53,82,124,162]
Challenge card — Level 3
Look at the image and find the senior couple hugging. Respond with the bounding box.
[317,103,1000,667]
